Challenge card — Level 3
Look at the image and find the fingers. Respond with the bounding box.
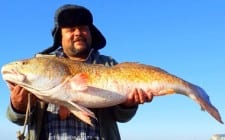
[122,88,154,107]
[10,84,37,113]
[130,88,144,105]
[146,89,154,102]
[123,90,135,107]
[135,88,154,104]
[133,88,139,104]
[11,86,26,101]
[136,88,145,104]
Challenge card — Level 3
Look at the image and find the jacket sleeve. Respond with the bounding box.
[6,103,26,126]
[7,101,37,126]
[112,105,138,122]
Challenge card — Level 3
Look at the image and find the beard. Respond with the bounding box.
[65,36,92,58]
[69,45,91,58]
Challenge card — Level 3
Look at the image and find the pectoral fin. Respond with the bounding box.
[69,73,89,91]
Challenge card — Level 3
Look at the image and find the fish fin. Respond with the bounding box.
[190,85,223,124]
[69,109,94,126]
[67,101,96,126]
[69,73,89,91]
[159,88,175,95]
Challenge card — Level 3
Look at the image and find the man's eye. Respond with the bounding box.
[68,28,75,32]
[79,26,88,30]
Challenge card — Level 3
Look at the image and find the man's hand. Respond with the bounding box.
[122,88,154,107]
[8,82,37,113]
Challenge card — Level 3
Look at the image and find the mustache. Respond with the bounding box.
[73,36,87,42]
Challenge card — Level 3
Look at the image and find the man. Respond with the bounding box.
[7,4,153,140]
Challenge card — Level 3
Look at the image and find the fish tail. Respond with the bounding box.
[189,84,223,124]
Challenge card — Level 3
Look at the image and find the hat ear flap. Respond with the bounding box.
[90,25,106,50]
[52,27,62,47]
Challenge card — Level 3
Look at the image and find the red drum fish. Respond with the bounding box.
[1,55,223,125]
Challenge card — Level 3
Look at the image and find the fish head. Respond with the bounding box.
[1,57,69,91]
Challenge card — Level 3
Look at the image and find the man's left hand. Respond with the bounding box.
[122,88,154,107]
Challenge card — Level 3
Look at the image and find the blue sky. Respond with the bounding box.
[0,0,225,139]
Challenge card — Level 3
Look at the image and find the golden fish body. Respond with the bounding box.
[1,56,223,125]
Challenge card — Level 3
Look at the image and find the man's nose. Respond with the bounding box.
[74,28,81,35]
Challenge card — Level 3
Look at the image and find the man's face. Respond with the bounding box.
[61,25,92,58]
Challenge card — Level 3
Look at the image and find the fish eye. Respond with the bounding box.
[22,61,28,65]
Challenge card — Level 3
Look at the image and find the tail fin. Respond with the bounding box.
[190,84,223,124]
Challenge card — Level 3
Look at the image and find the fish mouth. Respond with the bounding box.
[2,67,64,93]
[1,67,18,84]
[2,68,26,83]
[2,70,51,93]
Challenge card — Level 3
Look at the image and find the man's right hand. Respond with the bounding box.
[8,82,37,113]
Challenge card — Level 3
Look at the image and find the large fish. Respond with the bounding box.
[1,55,223,125]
